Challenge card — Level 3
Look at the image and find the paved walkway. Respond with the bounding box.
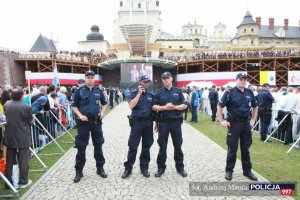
[22,102,292,200]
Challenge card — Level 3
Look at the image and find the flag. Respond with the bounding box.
[260,71,276,86]
[52,62,60,88]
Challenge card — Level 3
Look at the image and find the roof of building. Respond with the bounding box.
[30,34,57,52]
[87,25,104,41]
[157,31,191,40]
[259,25,300,38]
[238,11,257,27]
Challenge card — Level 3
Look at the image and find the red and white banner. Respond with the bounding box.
[176,71,245,87]
[25,72,102,85]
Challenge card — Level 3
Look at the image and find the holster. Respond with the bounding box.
[127,115,134,127]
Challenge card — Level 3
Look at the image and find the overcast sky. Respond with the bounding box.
[0,0,299,51]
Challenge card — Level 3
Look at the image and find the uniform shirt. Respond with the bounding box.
[208,89,219,104]
[129,90,154,118]
[154,87,187,119]
[219,86,258,118]
[72,85,107,118]
[256,89,274,107]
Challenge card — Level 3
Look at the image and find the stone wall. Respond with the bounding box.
[0,53,25,87]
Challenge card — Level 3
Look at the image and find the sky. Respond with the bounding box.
[0,0,299,51]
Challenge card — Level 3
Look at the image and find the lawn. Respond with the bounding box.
[187,113,300,199]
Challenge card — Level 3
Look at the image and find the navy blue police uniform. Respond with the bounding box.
[208,87,219,122]
[124,89,154,173]
[72,84,107,174]
[154,87,187,172]
[219,86,258,176]
[256,84,274,141]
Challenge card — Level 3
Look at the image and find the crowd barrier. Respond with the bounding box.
[0,104,76,196]
[252,110,300,154]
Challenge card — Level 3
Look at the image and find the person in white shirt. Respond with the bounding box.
[292,86,300,142]
[278,87,295,144]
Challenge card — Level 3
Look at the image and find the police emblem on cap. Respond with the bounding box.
[85,70,95,76]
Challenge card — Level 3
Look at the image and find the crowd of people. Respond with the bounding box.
[0,47,19,55]
[161,49,300,62]
[18,51,117,65]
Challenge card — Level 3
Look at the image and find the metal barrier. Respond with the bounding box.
[251,109,300,154]
[30,104,75,156]
[0,103,76,194]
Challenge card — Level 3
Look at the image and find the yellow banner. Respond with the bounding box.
[260,71,268,86]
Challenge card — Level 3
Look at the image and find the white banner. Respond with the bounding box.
[288,71,300,85]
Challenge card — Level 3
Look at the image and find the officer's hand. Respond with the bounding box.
[220,120,230,128]
[99,112,105,120]
[250,119,256,127]
[138,85,145,95]
[165,103,176,110]
[80,115,88,122]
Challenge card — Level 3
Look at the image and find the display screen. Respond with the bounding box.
[121,63,153,83]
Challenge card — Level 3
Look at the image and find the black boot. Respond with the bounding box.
[97,169,108,178]
[141,169,150,178]
[121,169,132,179]
[74,171,83,183]
[154,168,165,177]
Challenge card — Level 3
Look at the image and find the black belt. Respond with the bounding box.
[133,117,152,122]
[159,118,181,122]
[231,118,248,122]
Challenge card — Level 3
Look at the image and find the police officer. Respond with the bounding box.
[122,75,154,179]
[72,70,108,183]
[217,72,258,181]
[208,85,219,122]
[152,71,188,177]
[256,83,275,141]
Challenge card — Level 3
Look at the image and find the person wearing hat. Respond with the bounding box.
[256,83,275,141]
[72,70,108,183]
[122,75,155,178]
[217,72,258,181]
[152,71,188,178]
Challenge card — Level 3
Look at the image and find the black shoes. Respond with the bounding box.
[177,169,187,177]
[141,169,150,178]
[243,172,258,181]
[154,169,165,177]
[74,171,83,183]
[121,169,132,179]
[225,171,232,181]
[97,169,108,178]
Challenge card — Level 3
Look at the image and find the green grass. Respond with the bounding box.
[187,113,300,199]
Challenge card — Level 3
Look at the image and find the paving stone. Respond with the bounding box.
[21,102,293,200]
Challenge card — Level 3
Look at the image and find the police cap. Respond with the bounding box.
[236,72,248,79]
[78,79,85,84]
[262,83,271,87]
[85,70,95,76]
[161,71,173,78]
[139,75,151,82]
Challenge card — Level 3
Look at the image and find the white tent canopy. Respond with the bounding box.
[187,81,214,88]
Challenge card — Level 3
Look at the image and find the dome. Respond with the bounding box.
[86,25,104,40]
